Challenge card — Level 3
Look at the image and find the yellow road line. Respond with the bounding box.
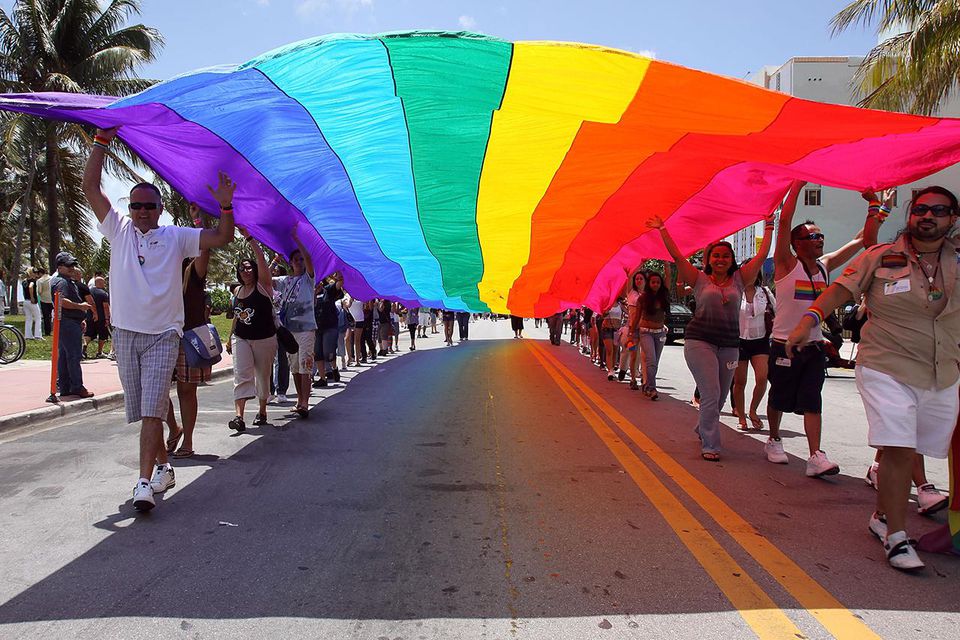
[530,341,880,640]
[527,344,804,639]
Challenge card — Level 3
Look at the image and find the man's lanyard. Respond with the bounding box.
[801,259,826,297]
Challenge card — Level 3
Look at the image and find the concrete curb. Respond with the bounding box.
[0,366,234,434]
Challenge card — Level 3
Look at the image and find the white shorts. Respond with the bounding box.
[856,365,959,458]
[287,331,315,375]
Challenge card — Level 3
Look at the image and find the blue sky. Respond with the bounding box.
[126,0,878,81]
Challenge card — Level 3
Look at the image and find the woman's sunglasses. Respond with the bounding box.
[910,204,955,218]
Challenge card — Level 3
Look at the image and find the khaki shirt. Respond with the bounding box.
[35,274,53,304]
[834,235,960,390]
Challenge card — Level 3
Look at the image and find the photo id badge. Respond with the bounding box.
[883,278,911,295]
[775,357,792,367]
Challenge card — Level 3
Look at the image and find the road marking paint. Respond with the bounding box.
[530,341,880,640]
[528,344,804,639]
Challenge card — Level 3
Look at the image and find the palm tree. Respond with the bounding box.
[0,0,163,271]
[831,1,960,115]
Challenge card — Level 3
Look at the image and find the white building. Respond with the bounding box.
[744,55,960,254]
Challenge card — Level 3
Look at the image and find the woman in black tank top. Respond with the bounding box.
[226,230,276,432]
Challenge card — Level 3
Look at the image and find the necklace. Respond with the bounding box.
[134,229,145,266]
[911,242,943,301]
[710,273,732,304]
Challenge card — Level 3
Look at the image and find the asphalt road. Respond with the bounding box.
[0,319,957,639]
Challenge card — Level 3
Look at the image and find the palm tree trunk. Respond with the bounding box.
[8,150,39,313]
[45,123,60,272]
[29,206,36,266]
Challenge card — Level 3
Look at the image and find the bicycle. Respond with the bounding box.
[0,323,26,364]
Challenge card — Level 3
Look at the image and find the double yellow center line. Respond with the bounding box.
[527,341,879,640]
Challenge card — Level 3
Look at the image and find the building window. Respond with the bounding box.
[804,188,821,207]
[890,189,898,206]
[775,73,781,91]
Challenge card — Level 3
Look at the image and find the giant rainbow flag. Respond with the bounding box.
[4,31,960,315]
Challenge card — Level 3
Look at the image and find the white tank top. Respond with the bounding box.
[771,259,825,342]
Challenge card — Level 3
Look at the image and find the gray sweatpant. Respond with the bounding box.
[684,338,739,454]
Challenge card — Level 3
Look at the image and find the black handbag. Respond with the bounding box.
[276,325,299,354]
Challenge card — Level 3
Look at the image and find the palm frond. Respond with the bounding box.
[831,0,935,35]
[833,0,960,114]
[42,71,83,92]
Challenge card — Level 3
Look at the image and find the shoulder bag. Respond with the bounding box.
[180,261,223,368]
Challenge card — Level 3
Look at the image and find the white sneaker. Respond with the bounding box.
[916,483,949,515]
[805,451,840,477]
[267,394,277,404]
[277,394,289,403]
[865,462,879,490]
[764,437,789,464]
[133,480,155,512]
[149,465,175,493]
[868,511,887,540]
[884,530,924,571]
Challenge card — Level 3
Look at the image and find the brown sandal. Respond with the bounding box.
[701,452,720,462]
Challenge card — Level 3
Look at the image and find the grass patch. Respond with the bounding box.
[2,313,232,361]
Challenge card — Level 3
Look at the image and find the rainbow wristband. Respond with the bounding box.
[805,306,825,324]
[879,204,891,214]
[93,140,108,150]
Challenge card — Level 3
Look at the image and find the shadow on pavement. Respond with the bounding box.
[1,337,958,626]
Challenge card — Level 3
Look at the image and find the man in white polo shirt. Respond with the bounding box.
[82,127,237,513]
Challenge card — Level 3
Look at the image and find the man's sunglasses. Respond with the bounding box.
[910,204,955,218]
[128,202,159,210]
[798,233,825,241]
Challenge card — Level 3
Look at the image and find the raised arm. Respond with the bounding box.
[292,224,314,280]
[199,172,236,250]
[619,266,633,299]
[238,225,273,297]
[773,180,805,279]
[739,213,775,285]
[821,235,864,273]
[856,186,896,251]
[189,204,212,279]
[82,128,118,222]
[646,216,699,286]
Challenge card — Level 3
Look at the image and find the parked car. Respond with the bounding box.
[666,303,693,344]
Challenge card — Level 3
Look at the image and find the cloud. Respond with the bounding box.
[458,15,477,30]
[256,0,270,6]
[296,0,373,19]
[635,49,656,59]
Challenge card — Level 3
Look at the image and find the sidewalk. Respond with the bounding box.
[0,353,234,431]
